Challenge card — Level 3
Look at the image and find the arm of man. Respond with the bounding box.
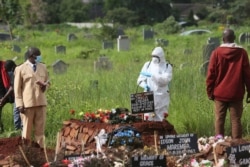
[14,66,24,108]
[206,51,217,100]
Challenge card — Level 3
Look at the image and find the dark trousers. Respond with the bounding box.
[214,100,243,139]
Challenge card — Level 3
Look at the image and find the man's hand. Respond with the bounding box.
[246,93,250,103]
[18,106,25,113]
[36,81,47,92]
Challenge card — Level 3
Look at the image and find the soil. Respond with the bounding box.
[0,136,21,158]
[0,136,56,166]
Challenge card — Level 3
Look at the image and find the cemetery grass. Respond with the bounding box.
[1,23,250,148]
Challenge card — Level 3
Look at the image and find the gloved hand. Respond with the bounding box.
[140,71,151,77]
[144,85,150,92]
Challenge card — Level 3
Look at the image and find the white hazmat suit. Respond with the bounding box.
[137,47,172,121]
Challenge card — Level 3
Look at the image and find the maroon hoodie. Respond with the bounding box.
[206,44,250,101]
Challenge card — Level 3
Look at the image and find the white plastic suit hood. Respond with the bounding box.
[151,47,166,64]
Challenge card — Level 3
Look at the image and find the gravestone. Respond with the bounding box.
[102,40,114,49]
[202,37,220,64]
[94,55,112,72]
[239,32,250,44]
[143,28,154,40]
[155,39,168,47]
[200,60,209,76]
[52,59,68,74]
[159,133,199,156]
[203,43,218,62]
[0,33,11,41]
[117,28,125,36]
[55,45,66,54]
[12,45,21,53]
[183,49,192,55]
[67,33,77,41]
[207,37,220,47]
[117,35,130,51]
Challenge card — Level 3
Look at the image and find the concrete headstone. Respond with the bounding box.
[239,32,250,44]
[52,59,68,74]
[143,28,154,40]
[117,28,125,36]
[155,38,168,47]
[55,45,66,54]
[207,37,220,46]
[203,43,217,62]
[117,35,130,51]
[67,33,77,41]
[12,45,21,53]
[94,55,112,72]
[0,33,11,41]
[102,40,114,49]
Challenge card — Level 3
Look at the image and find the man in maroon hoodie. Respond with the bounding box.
[206,29,250,139]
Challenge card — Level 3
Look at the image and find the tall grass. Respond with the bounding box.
[1,23,250,147]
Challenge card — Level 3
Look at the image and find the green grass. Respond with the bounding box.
[1,23,250,147]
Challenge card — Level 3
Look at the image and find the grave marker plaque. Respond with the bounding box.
[132,155,166,167]
[160,133,199,156]
[226,143,250,166]
[131,91,154,114]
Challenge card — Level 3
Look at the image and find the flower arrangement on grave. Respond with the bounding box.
[75,108,142,124]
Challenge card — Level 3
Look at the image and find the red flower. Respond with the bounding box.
[62,159,71,165]
[164,112,168,118]
[119,113,125,118]
[42,162,50,167]
[91,113,96,119]
[69,109,75,115]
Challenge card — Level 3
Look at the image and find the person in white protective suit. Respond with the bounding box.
[137,46,172,121]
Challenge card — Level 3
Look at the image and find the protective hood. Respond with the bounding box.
[151,47,166,64]
[219,43,243,60]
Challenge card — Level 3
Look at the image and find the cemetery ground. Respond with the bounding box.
[1,23,250,166]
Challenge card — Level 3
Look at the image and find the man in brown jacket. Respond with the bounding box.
[14,47,49,148]
[206,29,250,139]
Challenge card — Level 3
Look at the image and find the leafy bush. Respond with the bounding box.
[154,16,181,34]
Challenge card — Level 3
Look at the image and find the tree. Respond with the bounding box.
[0,0,22,39]
[104,0,172,25]
[105,7,138,26]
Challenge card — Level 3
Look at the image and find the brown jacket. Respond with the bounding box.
[14,60,49,108]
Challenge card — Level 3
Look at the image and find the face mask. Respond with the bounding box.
[35,55,42,63]
[152,57,160,64]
